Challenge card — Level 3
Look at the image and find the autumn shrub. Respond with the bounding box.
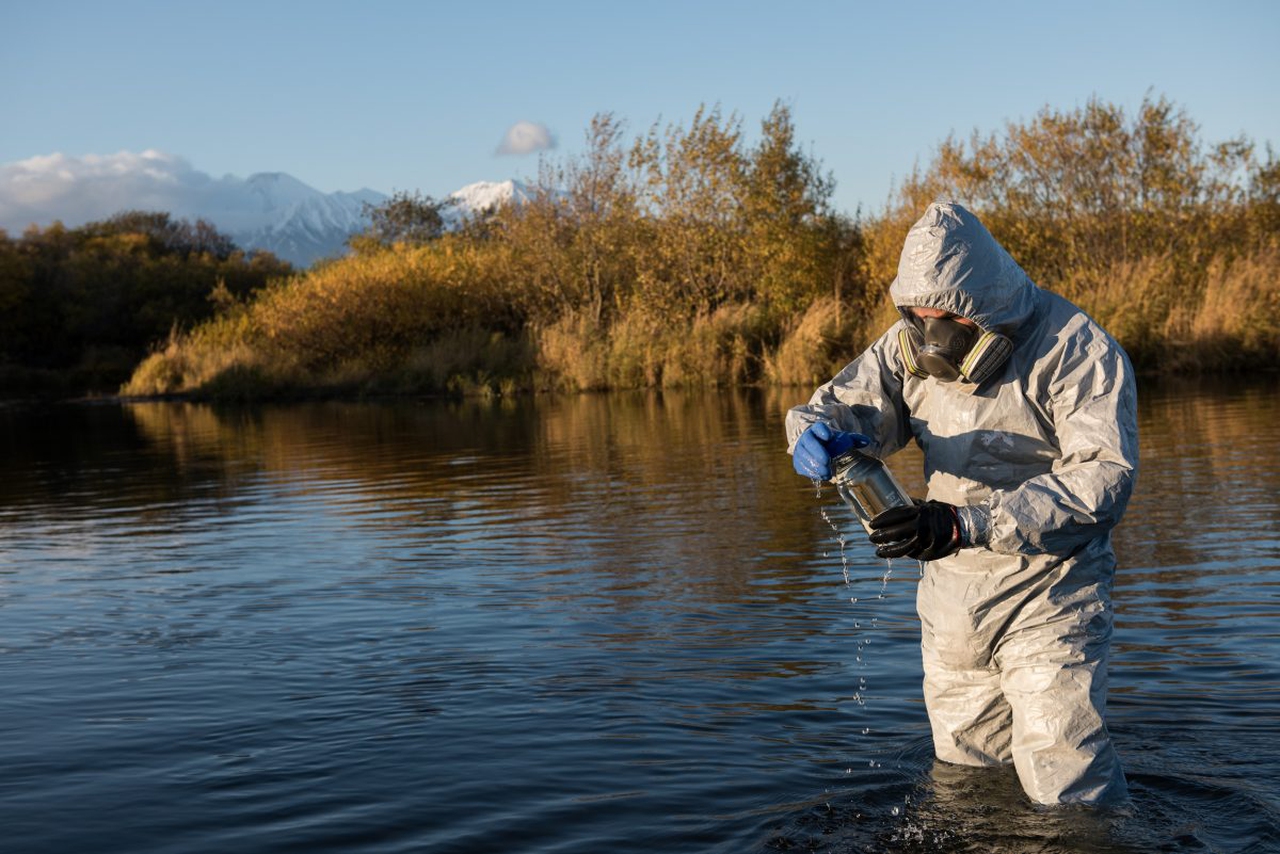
[2,213,290,393]
[534,303,780,391]
[764,295,884,387]
[629,303,771,389]
[533,310,612,391]
[120,95,1279,400]
[123,237,528,397]
[1184,249,1280,370]
[860,94,1279,374]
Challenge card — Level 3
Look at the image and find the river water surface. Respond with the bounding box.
[1,379,1277,853]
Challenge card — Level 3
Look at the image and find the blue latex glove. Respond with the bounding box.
[792,423,871,479]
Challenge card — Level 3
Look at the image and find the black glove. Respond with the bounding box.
[868,500,961,561]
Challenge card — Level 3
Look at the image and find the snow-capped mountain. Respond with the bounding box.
[0,150,536,268]
[443,179,534,228]
[226,173,386,267]
[228,176,534,266]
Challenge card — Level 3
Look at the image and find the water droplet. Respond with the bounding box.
[891,806,900,816]
[861,727,870,734]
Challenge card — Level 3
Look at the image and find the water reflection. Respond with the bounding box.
[0,378,1276,854]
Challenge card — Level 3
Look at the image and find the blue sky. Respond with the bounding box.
[3,0,1278,218]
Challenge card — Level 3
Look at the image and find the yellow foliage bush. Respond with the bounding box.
[121,96,1279,400]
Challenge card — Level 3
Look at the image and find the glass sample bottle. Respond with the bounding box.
[830,450,914,534]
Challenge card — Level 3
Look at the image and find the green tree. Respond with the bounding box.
[0,214,289,392]
[629,105,750,315]
[353,190,453,251]
[742,101,845,315]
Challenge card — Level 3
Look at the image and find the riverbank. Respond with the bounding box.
[7,97,1277,403]
[114,243,1278,402]
[117,98,1278,401]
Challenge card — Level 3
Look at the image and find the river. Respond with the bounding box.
[1,378,1277,853]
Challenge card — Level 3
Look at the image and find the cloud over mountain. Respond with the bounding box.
[0,150,536,267]
[0,150,385,266]
[496,121,556,156]
[1,150,219,232]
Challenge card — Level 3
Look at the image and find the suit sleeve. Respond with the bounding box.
[972,330,1139,555]
[785,327,914,460]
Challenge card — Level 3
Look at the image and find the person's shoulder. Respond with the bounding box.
[1041,291,1123,350]
[1023,292,1130,389]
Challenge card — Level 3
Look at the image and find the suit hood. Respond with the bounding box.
[889,201,1039,335]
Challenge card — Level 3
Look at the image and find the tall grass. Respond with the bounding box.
[1184,249,1280,370]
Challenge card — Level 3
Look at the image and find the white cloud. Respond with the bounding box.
[0,149,222,233]
[0,151,394,265]
[496,121,556,156]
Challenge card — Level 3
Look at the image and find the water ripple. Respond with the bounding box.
[0,384,1277,853]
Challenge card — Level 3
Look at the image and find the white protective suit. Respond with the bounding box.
[786,201,1138,805]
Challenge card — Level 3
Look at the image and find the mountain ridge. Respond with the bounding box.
[222,177,533,266]
[0,151,529,267]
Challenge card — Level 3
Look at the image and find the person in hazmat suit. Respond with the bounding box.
[786,200,1137,806]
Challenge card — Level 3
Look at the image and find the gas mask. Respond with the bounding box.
[898,312,1013,384]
